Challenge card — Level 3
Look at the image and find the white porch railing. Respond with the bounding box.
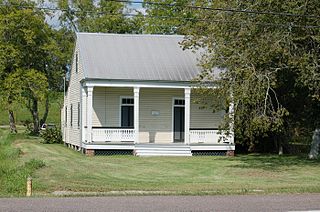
[189,129,232,144]
[91,128,135,142]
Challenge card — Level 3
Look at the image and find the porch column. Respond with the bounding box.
[81,86,86,143]
[229,100,235,144]
[134,87,140,144]
[184,87,191,145]
[87,86,93,143]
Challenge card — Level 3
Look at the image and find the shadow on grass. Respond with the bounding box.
[224,154,320,170]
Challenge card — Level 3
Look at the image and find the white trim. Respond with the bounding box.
[87,86,94,143]
[83,144,135,150]
[190,145,235,151]
[229,99,235,145]
[134,87,140,144]
[80,86,86,146]
[84,80,191,89]
[82,143,234,151]
[184,88,191,145]
[172,97,185,143]
[119,96,134,127]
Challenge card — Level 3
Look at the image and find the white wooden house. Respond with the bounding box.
[62,33,235,156]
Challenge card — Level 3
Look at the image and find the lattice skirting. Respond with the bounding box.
[192,151,226,156]
[95,150,133,156]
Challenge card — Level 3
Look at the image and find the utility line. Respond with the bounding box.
[1,3,320,29]
[2,1,320,19]
[104,0,320,19]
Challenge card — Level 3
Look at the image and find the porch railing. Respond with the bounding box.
[189,129,232,144]
[91,128,135,142]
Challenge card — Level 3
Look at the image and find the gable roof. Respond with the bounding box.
[77,33,203,82]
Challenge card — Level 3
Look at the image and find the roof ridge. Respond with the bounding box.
[76,32,185,38]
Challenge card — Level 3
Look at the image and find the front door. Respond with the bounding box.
[173,99,185,142]
[121,105,134,127]
[121,97,134,127]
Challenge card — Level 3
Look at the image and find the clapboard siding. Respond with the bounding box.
[139,88,184,143]
[63,43,84,146]
[92,87,133,127]
[91,88,224,144]
[190,98,225,129]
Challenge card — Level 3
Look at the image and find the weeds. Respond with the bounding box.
[0,129,45,197]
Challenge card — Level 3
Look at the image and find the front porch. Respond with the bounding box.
[88,127,233,145]
[82,127,234,156]
[80,81,234,156]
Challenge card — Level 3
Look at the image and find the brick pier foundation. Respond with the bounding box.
[226,150,235,156]
[85,149,95,156]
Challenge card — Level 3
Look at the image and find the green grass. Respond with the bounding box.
[0,128,317,197]
[0,92,63,126]
[0,128,45,197]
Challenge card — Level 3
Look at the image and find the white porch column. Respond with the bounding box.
[81,86,87,143]
[229,101,235,144]
[184,87,191,145]
[134,87,140,144]
[87,86,93,143]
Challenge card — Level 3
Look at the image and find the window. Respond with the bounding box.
[75,53,78,73]
[174,99,185,106]
[70,104,73,127]
[77,102,80,128]
[65,106,67,127]
[120,97,134,127]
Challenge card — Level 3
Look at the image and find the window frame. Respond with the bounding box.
[77,102,80,128]
[75,52,78,73]
[65,106,67,127]
[70,104,73,127]
[119,96,134,128]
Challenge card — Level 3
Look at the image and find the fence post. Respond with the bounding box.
[26,176,32,197]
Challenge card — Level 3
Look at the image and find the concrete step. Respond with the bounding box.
[135,152,193,157]
[135,147,191,151]
[134,145,192,156]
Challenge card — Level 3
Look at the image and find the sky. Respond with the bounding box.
[35,0,145,29]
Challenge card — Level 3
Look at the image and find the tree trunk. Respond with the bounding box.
[40,95,49,127]
[278,145,283,155]
[8,109,17,133]
[308,129,320,159]
[31,98,40,135]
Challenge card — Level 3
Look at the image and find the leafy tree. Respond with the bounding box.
[180,1,320,152]
[54,0,144,33]
[0,0,66,134]
[143,0,194,34]
[1,70,48,133]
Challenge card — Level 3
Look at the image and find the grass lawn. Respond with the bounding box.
[0,92,63,126]
[1,127,320,197]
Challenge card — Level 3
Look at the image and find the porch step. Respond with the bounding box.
[134,144,192,156]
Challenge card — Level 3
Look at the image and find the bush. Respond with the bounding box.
[40,127,63,144]
[22,120,33,134]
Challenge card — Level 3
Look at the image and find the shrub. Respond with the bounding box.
[22,120,33,134]
[40,127,63,144]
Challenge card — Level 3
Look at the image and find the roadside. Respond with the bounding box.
[1,127,320,197]
[1,194,320,212]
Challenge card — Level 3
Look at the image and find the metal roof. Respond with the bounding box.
[77,33,204,82]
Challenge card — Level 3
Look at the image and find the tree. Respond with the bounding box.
[121,0,320,152]
[0,0,65,134]
[143,0,194,34]
[1,69,48,133]
[178,1,320,152]
[54,0,144,33]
